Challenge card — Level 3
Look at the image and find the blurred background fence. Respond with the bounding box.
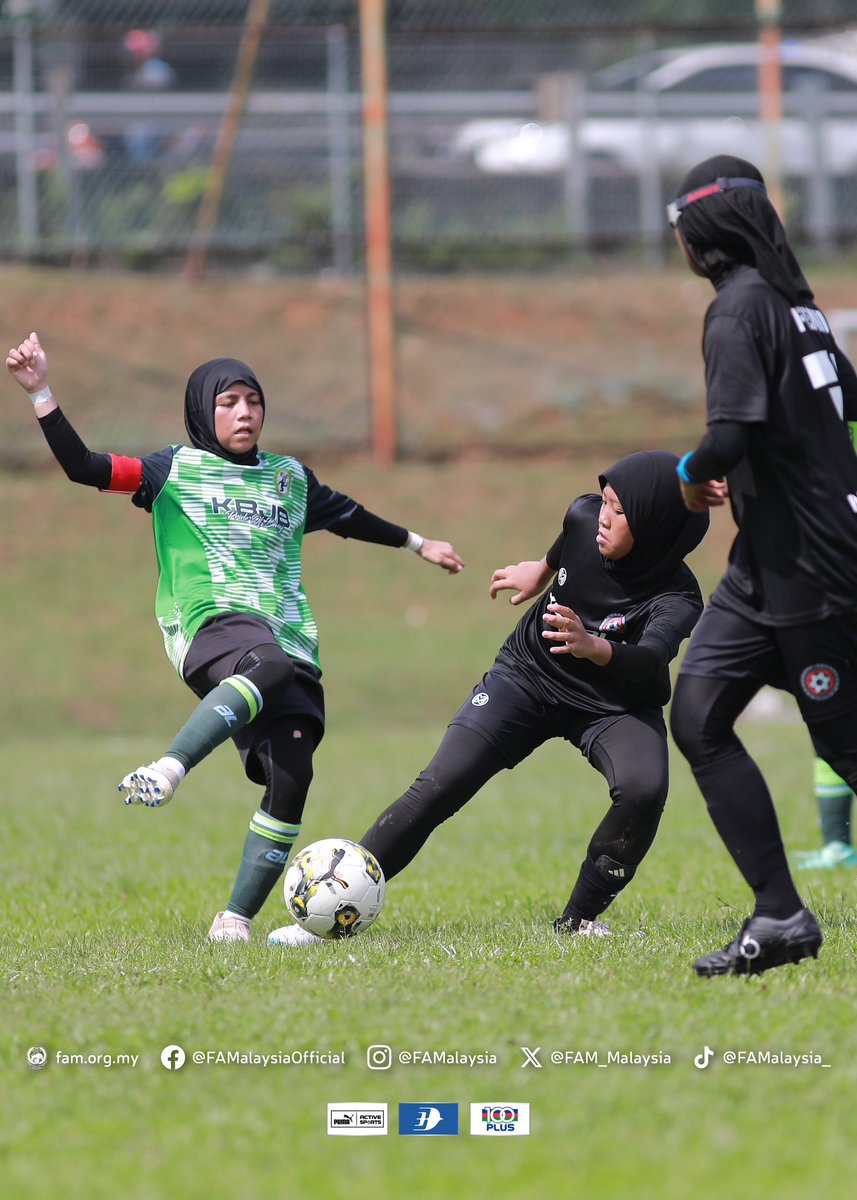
[4,1,857,268]
[5,1,857,462]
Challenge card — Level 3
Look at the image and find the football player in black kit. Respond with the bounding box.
[269,450,712,945]
[667,155,857,977]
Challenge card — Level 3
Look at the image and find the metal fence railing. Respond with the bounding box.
[4,4,857,265]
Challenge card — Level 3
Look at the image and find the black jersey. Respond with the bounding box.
[702,265,857,625]
[497,495,704,716]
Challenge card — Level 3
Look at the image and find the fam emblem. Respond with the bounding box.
[800,664,840,701]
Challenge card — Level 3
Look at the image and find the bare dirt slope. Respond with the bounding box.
[5,263,857,465]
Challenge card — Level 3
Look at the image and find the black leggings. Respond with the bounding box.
[361,716,669,883]
[670,672,857,916]
[186,640,319,827]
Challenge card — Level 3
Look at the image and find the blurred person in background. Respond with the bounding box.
[122,28,176,164]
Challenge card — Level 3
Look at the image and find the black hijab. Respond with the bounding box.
[673,154,813,305]
[598,450,709,585]
[184,357,266,464]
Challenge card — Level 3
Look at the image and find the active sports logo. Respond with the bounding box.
[800,664,840,701]
[327,1103,388,1136]
[470,1103,530,1136]
[399,1104,459,1136]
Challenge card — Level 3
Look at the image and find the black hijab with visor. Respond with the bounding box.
[669,154,813,305]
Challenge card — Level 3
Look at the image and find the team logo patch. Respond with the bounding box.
[599,613,626,633]
[557,568,567,586]
[471,692,490,707]
[276,468,291,497]
[800,664,840,701]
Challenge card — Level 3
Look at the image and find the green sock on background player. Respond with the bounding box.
[226,812,302,919]
[795,758,857,869]
[814,757,854,846]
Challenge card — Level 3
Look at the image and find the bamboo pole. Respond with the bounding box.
[186,0,273,281]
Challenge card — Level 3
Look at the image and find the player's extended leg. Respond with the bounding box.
[671,673,821,976]
[359,724,509,881]
[209,715,319,942]
[795,756,857,870]
[268,723,508,947]
[119,642,295,807]
[555,712,668,936]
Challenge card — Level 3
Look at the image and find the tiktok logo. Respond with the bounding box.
[694,1045,715,1070]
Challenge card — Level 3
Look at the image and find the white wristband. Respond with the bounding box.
[405,530,424,554]
[28,386,53,406]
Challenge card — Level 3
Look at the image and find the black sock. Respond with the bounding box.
[557,855,636,928]
[693,755,802,919]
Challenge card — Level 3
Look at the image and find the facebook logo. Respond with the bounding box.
[398,1103,459,1136]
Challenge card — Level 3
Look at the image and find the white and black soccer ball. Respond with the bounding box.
[283,838,386,939]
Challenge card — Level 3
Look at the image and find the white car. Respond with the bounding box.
[451,41,857,177]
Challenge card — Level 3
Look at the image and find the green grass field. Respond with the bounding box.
[2,461,855,1199]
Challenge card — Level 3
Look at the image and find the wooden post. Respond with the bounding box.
[756,0,784,217]
[359,0,397,465]
[186,0,273,281]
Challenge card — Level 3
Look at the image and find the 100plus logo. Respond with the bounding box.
[209,496,291,530]
[470,1103,530,1136]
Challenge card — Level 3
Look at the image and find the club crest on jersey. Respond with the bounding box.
[800,664,840,701]
[276,468,291,497]
[599,613,626,633]
[210,495,291,530]
[557,568,567,586]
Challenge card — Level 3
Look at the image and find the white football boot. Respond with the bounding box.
[553,917,614,937]
[118,758,185,807]
[576,918,614,937]
[208,911,252,942]
[267,923,324,946]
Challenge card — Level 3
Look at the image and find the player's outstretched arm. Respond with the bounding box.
[412,536,465,574]
[6,331,57,415]
[489,557,553,605]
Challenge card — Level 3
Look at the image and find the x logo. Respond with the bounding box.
[520,1046,542,1069]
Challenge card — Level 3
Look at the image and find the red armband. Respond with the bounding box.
[107,454,144,494]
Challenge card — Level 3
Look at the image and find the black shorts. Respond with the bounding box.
[182,613,326,752]
[449,665,666,768]
[680,599,857,725]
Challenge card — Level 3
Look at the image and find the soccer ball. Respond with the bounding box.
[283,838,386,939]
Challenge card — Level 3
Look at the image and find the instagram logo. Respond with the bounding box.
[367,1044,393,1070]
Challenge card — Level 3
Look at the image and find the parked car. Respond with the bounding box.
[450,41,857,177]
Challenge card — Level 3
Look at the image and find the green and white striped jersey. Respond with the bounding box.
[146,447,329,676]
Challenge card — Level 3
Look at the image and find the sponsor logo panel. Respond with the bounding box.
[327,1103,388,1136]
[470,1103,530,1136]
[399,1103,459,1136]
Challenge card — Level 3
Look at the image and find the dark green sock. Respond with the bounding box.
[819,792,853,845]
[167,674,263,771]
[814,757,853,844]
[226,811,301,920]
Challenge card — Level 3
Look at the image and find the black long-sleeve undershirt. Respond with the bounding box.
[683,420,752,483]
[38,404,409,546]
[38,406,111,487]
